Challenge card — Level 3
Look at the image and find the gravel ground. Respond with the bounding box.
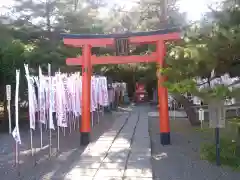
[148,111,240,180]
[2,104,239,180]
[0,111,119,180]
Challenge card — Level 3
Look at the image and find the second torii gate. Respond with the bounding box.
[62,27,181,146]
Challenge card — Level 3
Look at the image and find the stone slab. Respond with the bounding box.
[128,154,151,162]
[90,144,111,149]
[124,168,152,178]
[129,151,151,156]
[117,135,132,139]
[94,169,124,178]
[100,162,126,169]
[126,161,152,169]
[111,123,125,127]
[79,156,105,162]
[102,132,118,136]
[67,167,98,177]
[120,131,134,134]
[123,177,153,180]
[94,141,114,145]
[114,138,131,142]
[93,177,122,180]
[133,138,150,142]
[97,137,115,141]
[75,162,101,169]
[88,145,110,150]
[130,148,151,153]
[103,156,128,163]
[100,134,117,138]
[111,143,131,148]
[132,141,150,146]
[113,142,131,145]
[64,175,93,180]
[131,144,150,149]
[82,151,107,157]
[107,151,129,156]
[108,147,130,153]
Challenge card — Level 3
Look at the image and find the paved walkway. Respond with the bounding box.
[65,108,152,180]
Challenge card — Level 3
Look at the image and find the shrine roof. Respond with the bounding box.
[61,27,181,39]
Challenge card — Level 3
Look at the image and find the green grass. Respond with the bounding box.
[198,118,240,170]
[200,138,240,170]
[229,118,240,126]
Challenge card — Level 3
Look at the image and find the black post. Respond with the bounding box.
[80,132,90,146]
[215,127,221,166]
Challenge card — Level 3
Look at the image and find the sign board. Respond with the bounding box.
[209,100,226,128]
[198,108,204,121]
[193,97,201,105]
[224,98,236,105]
[6,85,11,101]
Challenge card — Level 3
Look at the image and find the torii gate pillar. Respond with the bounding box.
[80,45,92,145]
[156,41,170,144]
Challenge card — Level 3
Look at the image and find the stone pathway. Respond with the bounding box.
[65,108,152,180]
[0,111,120,180]
[148,111,187,118]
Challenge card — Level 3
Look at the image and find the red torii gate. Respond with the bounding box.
[62,27,181,146]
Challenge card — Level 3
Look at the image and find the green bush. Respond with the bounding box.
[200,138,240,170]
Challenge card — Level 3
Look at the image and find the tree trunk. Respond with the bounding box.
[74,0,79,11]
[172,93,200,126]
[45,0,52,41]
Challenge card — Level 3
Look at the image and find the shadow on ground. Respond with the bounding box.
[0,110,123,180]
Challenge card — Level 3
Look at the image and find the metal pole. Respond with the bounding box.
[215,127,221,166]
[49,126,52,158]
[45,110,48,131]
[73,114,76,130]
[102,106,104,116]
[38,111,43,149]
[40,122,43,149]
[6,85,12,134]
[45,118,48,131]
[57,125,60,152]
[97,105,100,124]
[201,105,203,129]
[69,113,72,134]
[173,101,176,120]
[48,63,52,158]
[30,129,35,163]
[15,142,20,177]
[91,112,94,127]
[8,101,11,134]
